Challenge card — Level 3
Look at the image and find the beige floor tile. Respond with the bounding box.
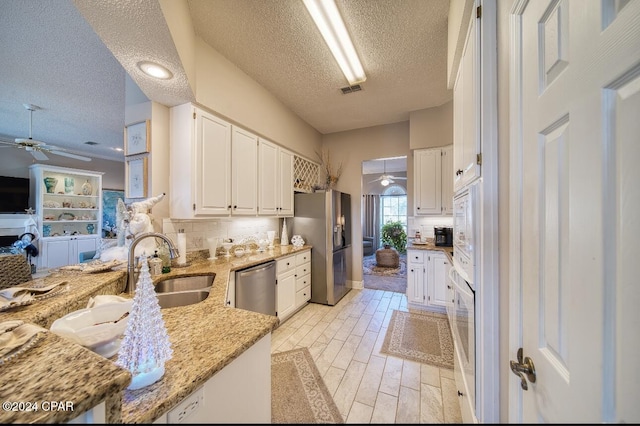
[352,330,378,364]
[421,362,442,387]
[332,333,362,370]
[420,383,445,423]
[379,356,403,397]
[396,386,421,423]
[351,313,373,336]
[333,360,368,417]
[323,365,346,396]
[354,355,386,406]
[401,360,422,391]
[272,287,460,424]
[346,401,373,423]
[371,391,398,423]
[441,376,462,423]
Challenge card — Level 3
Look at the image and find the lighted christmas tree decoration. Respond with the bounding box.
[116,255,172,390]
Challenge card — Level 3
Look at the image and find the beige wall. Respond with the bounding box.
[409,101,453,150]
[194,38,322,161]
[321,121,411,284]
[0,151,124,190]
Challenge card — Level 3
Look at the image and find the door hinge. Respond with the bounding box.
[477,153,482,165]
[192,203,196,211]
[477,5,482,18]
[193,112,196,119]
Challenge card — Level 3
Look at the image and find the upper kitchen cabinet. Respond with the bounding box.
[170,103,232,218]
[414,145,453,216]
[231,127,258,216]
[258,138,294,217]
[29,164,102,269]
[453,9,481,192]
[170,103,259,218]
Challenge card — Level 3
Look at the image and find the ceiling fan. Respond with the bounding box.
[0,104,92,162]
[368,159,407,186]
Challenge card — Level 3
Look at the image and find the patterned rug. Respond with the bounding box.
[362,253,407,278]
[271,347,344,424]
[380,310,454,369]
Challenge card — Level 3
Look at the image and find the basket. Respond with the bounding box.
[0,254,33,289]
[375,248,400,268]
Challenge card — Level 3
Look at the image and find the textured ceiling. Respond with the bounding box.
[0,0,451,163]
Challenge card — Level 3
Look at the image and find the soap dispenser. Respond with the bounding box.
[149,250,162,276]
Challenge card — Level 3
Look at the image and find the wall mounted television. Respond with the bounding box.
[0,176,30,213]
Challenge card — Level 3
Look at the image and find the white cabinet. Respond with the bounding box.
[258,139,294,217]
[170,103,232,218]
[406,249,449,312]
[453,10,480,192]
[41,236,97,269]
[276,249,311,322]
[414,145,453,216]
[153,334,271,424]
[441,145,454,214]
[231,127,258,215]
[29,164,102,270]
[294,250,311,308]
[276,254,297,321]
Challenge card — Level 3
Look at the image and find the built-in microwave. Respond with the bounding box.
[453,182,477,289]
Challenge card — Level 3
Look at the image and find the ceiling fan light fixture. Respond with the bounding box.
[303,0,366,85]
[380,178,390,186]
[137,61,173,80]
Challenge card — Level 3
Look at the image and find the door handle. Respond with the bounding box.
[510,347,536,390]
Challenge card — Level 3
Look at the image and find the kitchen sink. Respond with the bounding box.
[154,274,215,309]
[154,274,215,293]
[156,290,211,309]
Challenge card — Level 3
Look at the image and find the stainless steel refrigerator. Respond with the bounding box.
[292,190,351,305]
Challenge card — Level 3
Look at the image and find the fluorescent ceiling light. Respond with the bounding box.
[137,61,173,80]
[303,0,366,85]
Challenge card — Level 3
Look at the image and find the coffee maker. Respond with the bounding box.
[434,227,453,246]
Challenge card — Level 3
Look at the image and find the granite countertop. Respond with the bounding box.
[0,244,309,424]
[406,238,454,263]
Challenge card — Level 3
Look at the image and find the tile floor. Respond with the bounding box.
[270,286,462,423]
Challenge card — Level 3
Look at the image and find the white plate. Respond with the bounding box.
[50,300,133,358]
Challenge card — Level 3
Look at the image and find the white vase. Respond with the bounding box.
[281,218,289,246]
[81,180,93,196]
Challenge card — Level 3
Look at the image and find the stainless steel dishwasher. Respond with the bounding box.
[235,260,276,316]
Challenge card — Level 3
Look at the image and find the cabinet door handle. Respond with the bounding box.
[233,205,237,209]
[227,205,232,209]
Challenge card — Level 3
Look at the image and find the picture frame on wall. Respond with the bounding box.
[124,120,150,156]
[125,156,148,199]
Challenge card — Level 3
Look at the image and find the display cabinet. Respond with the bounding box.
[29,164,103,269]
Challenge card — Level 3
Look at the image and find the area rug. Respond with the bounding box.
[380,310,454,369]
[271,347,344,424]
[362,253,407,278]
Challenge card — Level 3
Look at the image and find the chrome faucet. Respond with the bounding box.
[127,232,179,295]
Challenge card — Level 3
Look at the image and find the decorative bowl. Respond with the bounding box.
[233,247,245,257]
[50,300,133,358]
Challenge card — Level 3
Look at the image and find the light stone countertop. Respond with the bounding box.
[406,238,454,263]
[0,244,309,424]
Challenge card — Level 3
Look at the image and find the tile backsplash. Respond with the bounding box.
[162,217,281,252]
[408,216,453,238]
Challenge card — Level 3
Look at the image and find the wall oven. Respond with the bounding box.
[453,182,477,289]
[449,266,476,421]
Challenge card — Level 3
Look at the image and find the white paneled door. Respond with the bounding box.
[512,0,640,422]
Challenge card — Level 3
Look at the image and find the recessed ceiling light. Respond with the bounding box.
[84,141,99,145]
[112,147,124,152]
[137,61,173,80]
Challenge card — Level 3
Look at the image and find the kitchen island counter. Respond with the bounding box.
[0,245,310,423]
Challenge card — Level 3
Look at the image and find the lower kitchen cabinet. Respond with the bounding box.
[276,249,311,322]
[40,236,98,269]
[152,334,271,424]
[406,249,449,312]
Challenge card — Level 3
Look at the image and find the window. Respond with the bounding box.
[380,185,407,234]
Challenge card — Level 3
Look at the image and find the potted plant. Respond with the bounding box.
[380,220,407,254]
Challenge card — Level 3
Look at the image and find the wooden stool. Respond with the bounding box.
[375,247,399,268]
